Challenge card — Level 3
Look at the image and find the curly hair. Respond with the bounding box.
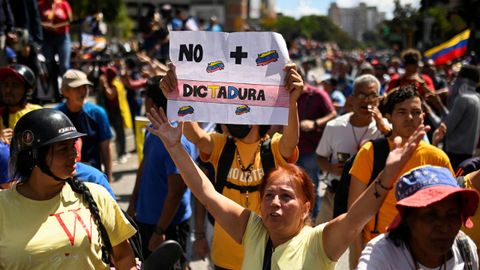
[382,85,422,115]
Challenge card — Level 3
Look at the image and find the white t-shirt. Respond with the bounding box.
[356,233,479,270]
[315,112,384,184]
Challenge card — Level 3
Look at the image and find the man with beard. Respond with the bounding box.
[55,69,113,182]
[160,63,302,270]
[348,85,453,268]
[0,64,41,144]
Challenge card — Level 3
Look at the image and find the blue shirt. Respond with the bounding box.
[56,102,113,170]
[135,130,197,225]
[75,162,115,198]
[0,142,9,184]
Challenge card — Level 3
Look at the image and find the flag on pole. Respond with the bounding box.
[425,29,470,65]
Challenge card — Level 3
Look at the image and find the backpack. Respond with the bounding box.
[207,136,275,224]
[332,138,389,234]
[456,231,475,270]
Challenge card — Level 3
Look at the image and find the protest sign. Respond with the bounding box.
[167,31,290,124]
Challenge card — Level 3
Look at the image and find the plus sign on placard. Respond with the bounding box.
[169,31,290,125]
[230,46,248,64]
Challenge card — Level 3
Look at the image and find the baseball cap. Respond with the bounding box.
[62,69,92,89]
[387,165,479,231]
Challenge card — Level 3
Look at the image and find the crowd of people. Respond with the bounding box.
[0,1,480,270]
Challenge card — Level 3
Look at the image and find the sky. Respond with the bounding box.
[275,0,421,19]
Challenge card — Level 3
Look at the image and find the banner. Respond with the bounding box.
[168,31,290,125]
[425,29,470,65]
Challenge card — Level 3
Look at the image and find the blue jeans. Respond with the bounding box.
[297,152,321,218]
[42,32,71,75]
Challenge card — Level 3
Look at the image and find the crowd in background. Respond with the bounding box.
[1,1,480,270]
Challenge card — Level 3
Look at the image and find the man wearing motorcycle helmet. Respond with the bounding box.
[0,108,137,269]
[0,64,42,144]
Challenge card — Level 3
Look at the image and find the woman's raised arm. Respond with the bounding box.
[322,125,429,261]
[146,107,250,244]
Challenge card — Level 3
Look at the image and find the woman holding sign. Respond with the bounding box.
[161,63,301,269]
[146,98,430,269]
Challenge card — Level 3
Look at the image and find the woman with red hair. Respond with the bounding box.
[146,105,430,269]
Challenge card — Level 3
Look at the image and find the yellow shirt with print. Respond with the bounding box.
[0,182,136,270]
[200,132,298,269]
[0,103,42,130]
[350,140,453,243]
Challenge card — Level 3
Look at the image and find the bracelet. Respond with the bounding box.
[383,128,393,137]
[154,226,165,236]
[376,179,393,190]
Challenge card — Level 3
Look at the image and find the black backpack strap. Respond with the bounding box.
[369,138,390,185]
[456,231,474,270]
[121,210,144,263]
[262,237,273,270]
[2,109,9,129]
[260,138,275,178]
[215,136,236,194]
[369,137,390,234]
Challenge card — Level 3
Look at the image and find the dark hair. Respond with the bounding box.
[458,65,480,84]
[259,125,271,137]
[67,177,113,264]
[401,49,421,65]
[259,164,315,224]
[11,144,113,264]
[382,85,422,115]
[10,145,49,182]
[386,208,412,247]
[145,75,167,111]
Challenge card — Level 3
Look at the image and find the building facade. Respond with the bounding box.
[328,3,385,41]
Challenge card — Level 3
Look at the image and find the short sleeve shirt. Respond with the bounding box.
[242,212,335,270]
[56,102,112,170]
[350,140,453,242]
[0,182,136,270]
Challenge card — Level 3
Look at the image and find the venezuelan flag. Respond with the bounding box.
[425,29,470,65]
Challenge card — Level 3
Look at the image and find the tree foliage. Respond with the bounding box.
[263,15,361,49]
[69,0,134,38]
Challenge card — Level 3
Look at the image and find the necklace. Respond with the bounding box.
[235,141,261,208]
[351,124,369,151]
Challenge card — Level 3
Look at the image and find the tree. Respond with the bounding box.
[264,15,361,49]
[70,0,134,38]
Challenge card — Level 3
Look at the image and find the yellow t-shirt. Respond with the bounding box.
[111,78,132,129]
[0,182,136,270]
[350,140,453,243]
[200,132,298,269]
[242,213,335,270]
[463,176,480,246]
[0,103,42,129]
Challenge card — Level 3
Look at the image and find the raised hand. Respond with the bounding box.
[382,124,430,187]
[146,107,183,149]
[159,63,177,98]
[284,63,303,102]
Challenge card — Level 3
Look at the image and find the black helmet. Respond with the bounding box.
[12,109,85,154]
[0,64,36,90]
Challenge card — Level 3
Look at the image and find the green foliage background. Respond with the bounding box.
[263,15,362,49]
[69,0,134,38]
